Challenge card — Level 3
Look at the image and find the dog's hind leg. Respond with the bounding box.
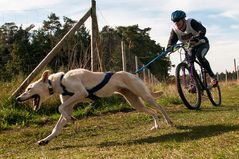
[125,86,173,126]
[118,89,160,130]
[121,75,173,126]
[142,96,173,127]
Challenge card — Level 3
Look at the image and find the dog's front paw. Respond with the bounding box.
[37,140,49,146]
[150,125,159,130]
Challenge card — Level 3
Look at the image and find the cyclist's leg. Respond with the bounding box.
[195,43,218,86]
[186,49,198,92]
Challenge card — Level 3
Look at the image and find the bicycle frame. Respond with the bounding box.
[177,42,208,92]
[191,61,208,92]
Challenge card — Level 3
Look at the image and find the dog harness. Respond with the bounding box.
[58,72,114,101]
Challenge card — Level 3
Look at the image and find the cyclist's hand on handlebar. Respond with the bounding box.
[166,45,174,52]
[190,35,200,43]
[166,44,181,53]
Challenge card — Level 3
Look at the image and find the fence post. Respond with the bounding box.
[135,56,138,76]
[143,65,146,82]
[237,66,239,81]
[91,0,102,71]
[121,40,126,71]
[225,69,228,84]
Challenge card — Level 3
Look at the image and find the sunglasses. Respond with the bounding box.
[173,19,182,23]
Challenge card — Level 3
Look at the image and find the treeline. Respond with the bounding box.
[0,13,171,82]
[217,71,239,81]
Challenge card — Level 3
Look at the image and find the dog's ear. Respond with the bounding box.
[41,70,50,83]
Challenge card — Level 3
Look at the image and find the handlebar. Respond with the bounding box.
[135,40,205,74]
[168,39,206,53]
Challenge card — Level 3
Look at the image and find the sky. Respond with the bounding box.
[0,0,239,74]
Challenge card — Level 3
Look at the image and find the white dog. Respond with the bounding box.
[17,68,173,145]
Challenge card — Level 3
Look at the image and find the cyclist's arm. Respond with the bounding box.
[167,29,178,48]
[190,19,206,38]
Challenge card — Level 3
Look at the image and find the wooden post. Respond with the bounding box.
[143,65,146,82]
[12,9,91,97]
[225,69,228,84]
[91,0,103,71]
[121,40,126,71]
[91,0,96,71]
[147,69,150,84]
[234,59,236,71]
[237,66,239,81]
[151,73,154,85]
[234,58,237,80]
[135,56,138,76]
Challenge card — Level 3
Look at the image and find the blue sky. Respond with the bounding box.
[0,0,239,74]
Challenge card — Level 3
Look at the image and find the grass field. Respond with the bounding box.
[0,82,239,158]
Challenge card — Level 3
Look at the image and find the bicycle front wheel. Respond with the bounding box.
[176,63,201,109]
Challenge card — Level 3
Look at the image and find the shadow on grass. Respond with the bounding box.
[50,144,87,150]
[170,104,239,116]
[99,124,239,147]
[49,124,239,150]
[202,104,239,112]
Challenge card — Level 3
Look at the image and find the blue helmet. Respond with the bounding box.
[171,10,186,22]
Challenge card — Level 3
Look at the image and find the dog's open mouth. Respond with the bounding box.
[17,94,41,111]
[31,94,40,111]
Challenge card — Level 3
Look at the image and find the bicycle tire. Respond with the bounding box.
[204,73,222,106]
[176,63,201,109]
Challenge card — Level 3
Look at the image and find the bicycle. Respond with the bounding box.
[171,41,222,109]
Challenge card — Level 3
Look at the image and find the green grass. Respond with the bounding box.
[0,81,239,158]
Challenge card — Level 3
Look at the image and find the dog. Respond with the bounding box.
[17,68,173,146]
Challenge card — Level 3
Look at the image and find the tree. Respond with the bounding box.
[100,26,122,71]
[116,25,171,80]
[0,23,19,80]
[5,26,32,78]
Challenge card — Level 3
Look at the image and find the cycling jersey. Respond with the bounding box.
[167,18,208,47]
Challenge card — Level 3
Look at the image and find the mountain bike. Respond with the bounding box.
[171,41,221,109]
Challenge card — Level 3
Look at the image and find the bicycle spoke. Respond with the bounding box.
[205,74,221,106]
[176,63,201,109]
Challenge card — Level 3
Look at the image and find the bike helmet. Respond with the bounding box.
[171,10,186,22]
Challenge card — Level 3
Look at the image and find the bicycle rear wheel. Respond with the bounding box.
[204,73,222,106]
[176,63,201,109]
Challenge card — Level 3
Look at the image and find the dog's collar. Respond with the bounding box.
[48,79,54,95]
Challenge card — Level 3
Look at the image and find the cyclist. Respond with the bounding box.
[167,10,218,87]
